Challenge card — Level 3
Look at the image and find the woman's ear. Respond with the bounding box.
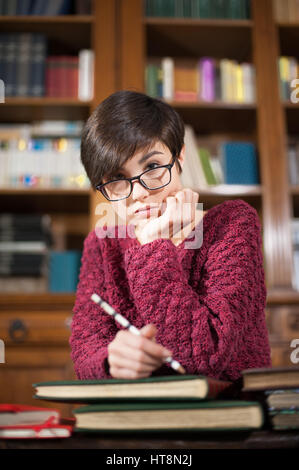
[178,144,186,170]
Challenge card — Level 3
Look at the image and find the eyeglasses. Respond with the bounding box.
[96,156,176,202]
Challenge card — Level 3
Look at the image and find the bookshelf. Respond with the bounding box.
[0,0,118,415]
[116,0,299,368]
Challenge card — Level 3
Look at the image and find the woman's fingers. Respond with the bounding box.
[109,367,151,380]
[122,332,171,360]
[108,348,163,372]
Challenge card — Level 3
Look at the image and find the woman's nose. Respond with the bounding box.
[131,179,150,200]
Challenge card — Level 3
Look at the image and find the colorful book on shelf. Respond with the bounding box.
[0,403,74,439]
[174,59,198,102]
[184,125,208,188]
[144,0,251,20]
[220,141,259,184]
[49,250,82,293]
[33,375,236,403]
[199,57,215,102]
[198,147,218,185]
[73,400,264,433]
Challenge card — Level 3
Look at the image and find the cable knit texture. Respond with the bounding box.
[69,199,272,382]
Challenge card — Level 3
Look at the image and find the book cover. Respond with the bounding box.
[221,142,259,185]
[73,400,264,432]
[242,366,299,391]
[198,148,218,185]
[33,374,237,403]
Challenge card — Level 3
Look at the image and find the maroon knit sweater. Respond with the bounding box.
[69,199,272,382]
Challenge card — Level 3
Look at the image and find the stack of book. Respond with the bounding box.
[181,124,260,188]
[145,0,251,19]
[241,366,299,431]
[0,404,74,439]
[0,33,94,99]
[278,56,299,102]
[0,213,52,293]
[273,0,299,22]
[0,0,92,15]
[0,121,90,190]
[146,57,256,104]
[33,375,264,433]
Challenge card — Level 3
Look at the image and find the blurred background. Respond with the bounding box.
[0,0,298,417]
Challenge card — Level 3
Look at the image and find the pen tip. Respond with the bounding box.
[91,293,101,304]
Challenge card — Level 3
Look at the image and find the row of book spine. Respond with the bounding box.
[0,213,82,293]
[0,0,92,15]
[182,125,260,188]
[278,56,299,102]
[0,137,90,189]
[0,34,94,100]
[144,0,251,19]
[146,57,256,103]
[273,0,299,22]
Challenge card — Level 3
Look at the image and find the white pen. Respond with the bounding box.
[91,293,186,375]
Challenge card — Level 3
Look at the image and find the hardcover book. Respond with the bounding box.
[33,374,235,403]
[73,400,264,432]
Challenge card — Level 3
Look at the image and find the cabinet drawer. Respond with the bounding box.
[266,306,299,340]
[0,311,72,345]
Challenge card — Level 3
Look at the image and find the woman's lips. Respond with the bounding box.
[134,206,159,218]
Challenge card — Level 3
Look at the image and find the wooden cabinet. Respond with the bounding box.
[0,294,77,417]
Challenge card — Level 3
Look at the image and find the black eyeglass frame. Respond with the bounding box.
[95,155,176,201]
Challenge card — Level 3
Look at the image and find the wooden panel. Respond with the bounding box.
[119,0,145,91]
[252,0,293,289]
[92,0,117,105]
[0,312,72,345]
[266,306,299,340]
[0,348,76,418]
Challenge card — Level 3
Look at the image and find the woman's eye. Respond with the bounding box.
[146,162,159,170]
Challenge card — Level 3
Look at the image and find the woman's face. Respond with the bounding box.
[104,141,185,226]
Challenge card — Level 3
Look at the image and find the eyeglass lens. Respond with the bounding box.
[103,166,171,201]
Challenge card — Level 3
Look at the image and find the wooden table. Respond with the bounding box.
[1,429,299,449]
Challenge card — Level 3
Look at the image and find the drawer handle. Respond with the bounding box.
[9,319,28,343]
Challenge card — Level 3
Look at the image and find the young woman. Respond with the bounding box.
[69,90,272,382]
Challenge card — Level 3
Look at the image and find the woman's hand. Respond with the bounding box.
[134,188,200,246]
[107,324,172,379]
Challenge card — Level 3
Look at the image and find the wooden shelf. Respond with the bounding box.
[290,186,299,195]
[0,293,76,310]
[0,15,93,53]
[267,289,299,305]
[2,98,92,106]
[0,188,91,195]
[145,17,252,60]
[283,101,299,108]
[0,15,94,23]
[144,18,253,27]
[0,99,92,122]
[168,100,256,109]
[196,185,262,196]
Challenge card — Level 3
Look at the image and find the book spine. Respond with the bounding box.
[200,57,215,102]
[78,49,94,101]
[29,34,47,97]
[16,33,31,96]
[162,57,174,100]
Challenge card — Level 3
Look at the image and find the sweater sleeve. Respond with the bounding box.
[123,200,271,380]
[69,230,117,380]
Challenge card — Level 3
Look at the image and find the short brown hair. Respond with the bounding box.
[81,90,185,190]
